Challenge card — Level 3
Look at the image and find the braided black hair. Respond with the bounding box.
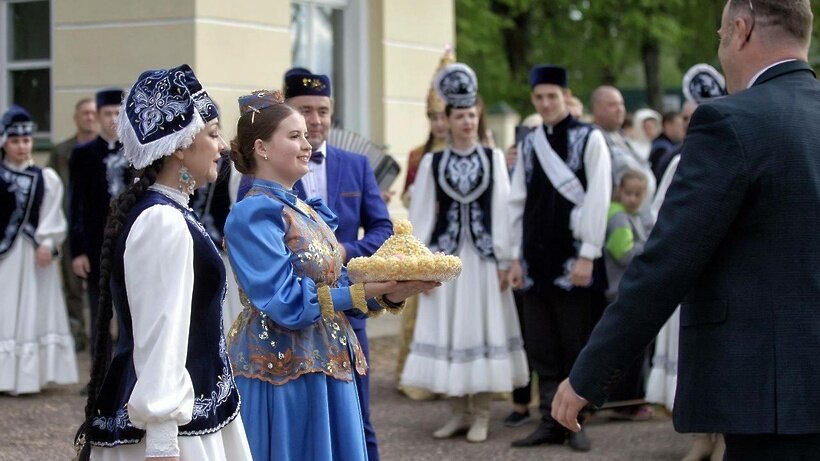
[78,158,164,439]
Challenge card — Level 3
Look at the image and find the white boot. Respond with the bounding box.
[433,396,471,439]
[466,393,491,443]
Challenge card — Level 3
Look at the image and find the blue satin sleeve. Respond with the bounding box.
[225,194,358,330]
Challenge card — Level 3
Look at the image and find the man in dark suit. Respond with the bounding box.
[49,97,97,351]
[552,1,818,459]
[238,70,392,461]
[68,88,130,357]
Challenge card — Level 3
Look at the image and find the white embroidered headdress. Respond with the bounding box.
[118,64,218,169]
[434,62,478,109]
[682,63,727,104]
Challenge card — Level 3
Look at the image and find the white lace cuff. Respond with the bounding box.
[144,420,179,458]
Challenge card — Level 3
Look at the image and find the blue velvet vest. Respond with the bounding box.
[428,146,496,260]
[88,191,240,447]
[0,163,44,257]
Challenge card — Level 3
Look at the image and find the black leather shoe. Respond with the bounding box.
[511,422,566,447]
[568,427,591,452]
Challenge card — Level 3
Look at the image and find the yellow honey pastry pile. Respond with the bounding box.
[347,219,462,283]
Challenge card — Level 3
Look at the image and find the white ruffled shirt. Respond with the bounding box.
[509,127,612,261]
[124,184,196,458]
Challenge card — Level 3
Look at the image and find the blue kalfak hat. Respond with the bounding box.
[238,89,285,115]
[96,88,124,108]
[529,65,568,88]
[284,72,331,99]
[1,105,35,144]
[434,62,478,109]
[283,67,311,80]
[682,63,727,104]
[118,64,218,169]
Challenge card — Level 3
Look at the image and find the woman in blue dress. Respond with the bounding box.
[225,90,436,461]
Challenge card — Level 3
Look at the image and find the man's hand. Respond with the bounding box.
[72,255,90,279]
[508,260,524,289]
[551,378,588,432]
[35,245,53,267]
[381,190,396,204]
[570,257,593,287]
[497,269,510,291]
[505,144,518,171]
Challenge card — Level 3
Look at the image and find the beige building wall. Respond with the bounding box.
[370,0,455,215]
[50,0,456,219]
[52,0,290,143]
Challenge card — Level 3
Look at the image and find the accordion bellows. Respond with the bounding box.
[347,219,462,283]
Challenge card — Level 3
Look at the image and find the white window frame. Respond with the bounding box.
[0,0,53,140]
[291,0,370,137]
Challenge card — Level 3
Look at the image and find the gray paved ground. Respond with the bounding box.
[0,336,692,460]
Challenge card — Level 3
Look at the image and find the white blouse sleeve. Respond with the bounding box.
[651,154,681,223]
[575,130,612,260]
[508,142,527,261]
[35,167,67,249]
[490,148,512,262]
[228,161,241,206]
[408,154,437,245]
[124,205,195,458]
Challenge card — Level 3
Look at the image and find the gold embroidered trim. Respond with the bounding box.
[317,285,334,318]
[350,283,368,315]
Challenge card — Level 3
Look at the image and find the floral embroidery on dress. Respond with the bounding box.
[469,202,494,256]
[0,166,35,255]
[130,70,191,140]
[92,408,131,432]
[103,151,128,199]
[567,125,592,172]
[432,202,460,255]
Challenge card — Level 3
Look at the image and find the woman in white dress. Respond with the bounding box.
[400,63,529,443]
[0,105,78,395]
[74,65,251,461]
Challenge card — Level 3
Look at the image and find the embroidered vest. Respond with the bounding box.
[88,191,240,447]
[428,146,496,259]
[520,117,603,293]
[227,187,367,386]
[0,164,44,257]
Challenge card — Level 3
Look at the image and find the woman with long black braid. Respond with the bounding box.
[74,65,251,461]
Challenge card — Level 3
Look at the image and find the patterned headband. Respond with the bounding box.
[238,90,285,124]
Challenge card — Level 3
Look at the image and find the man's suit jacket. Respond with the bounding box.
[569,60,820,435]
[292,145,392,263]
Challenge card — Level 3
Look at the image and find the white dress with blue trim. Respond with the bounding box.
[0,159,77,394]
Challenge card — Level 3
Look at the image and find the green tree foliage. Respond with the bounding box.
[454,0,771,114]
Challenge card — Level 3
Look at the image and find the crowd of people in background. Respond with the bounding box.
[0,1,815,460]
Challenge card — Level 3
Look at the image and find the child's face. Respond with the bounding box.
[619,178,647,214]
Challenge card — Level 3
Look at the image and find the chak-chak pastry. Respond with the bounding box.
[347,219,462,283]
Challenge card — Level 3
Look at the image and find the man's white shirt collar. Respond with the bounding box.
[747,59,797,89]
